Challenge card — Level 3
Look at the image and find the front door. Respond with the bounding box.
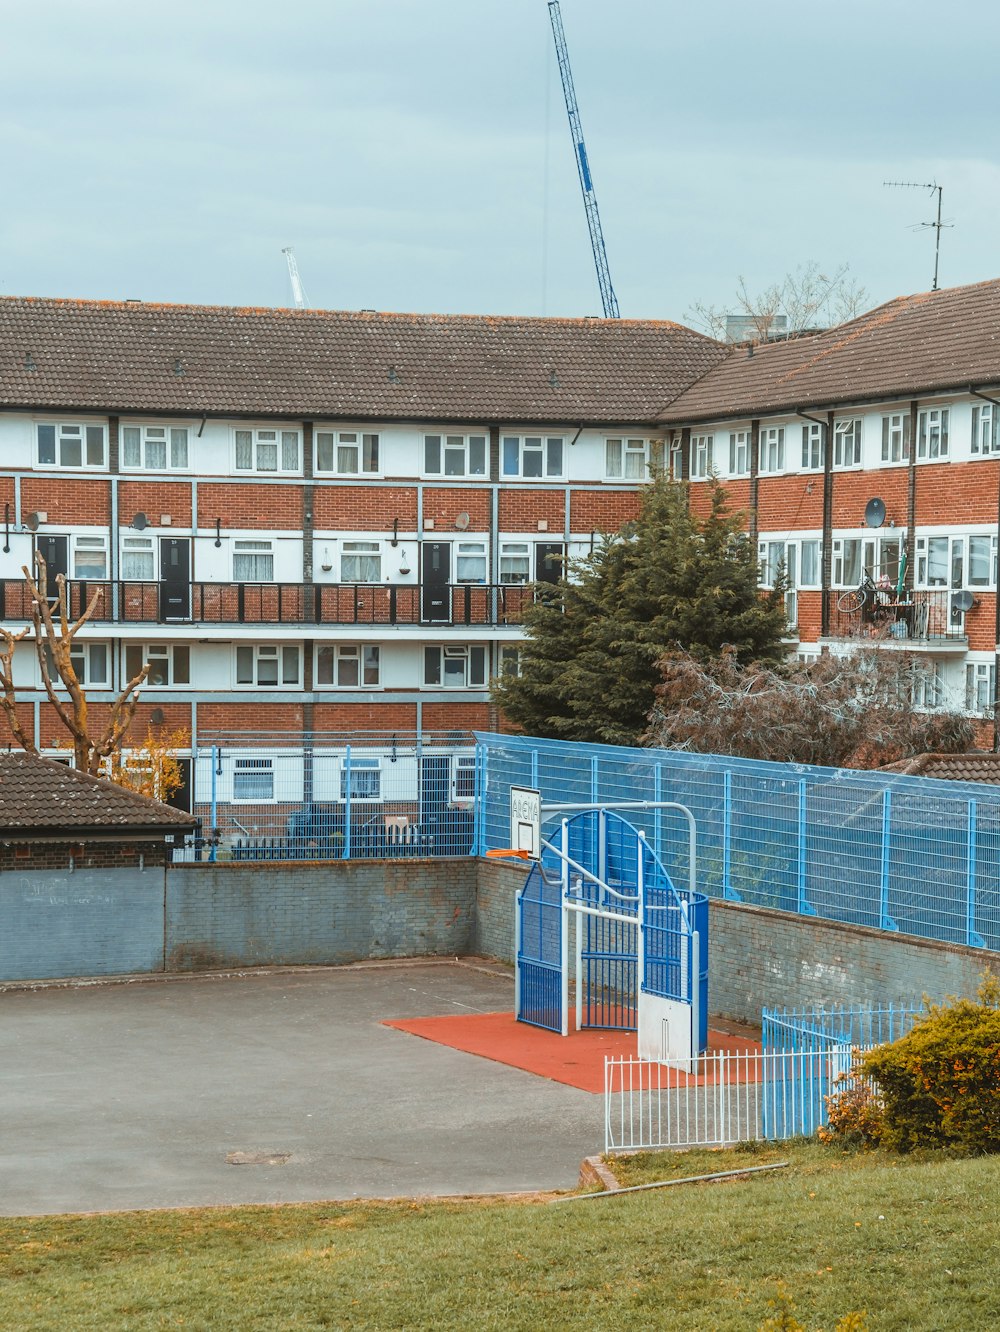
[35,534,68,601]
[159,538,191,620]
[535,543,565,584]
[421,542,451,623]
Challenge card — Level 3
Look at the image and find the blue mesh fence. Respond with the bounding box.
[475,732,1000,952]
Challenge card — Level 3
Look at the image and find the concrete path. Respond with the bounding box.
[0,962,602,1216]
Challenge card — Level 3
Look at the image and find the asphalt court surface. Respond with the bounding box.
[0,962,602,1216]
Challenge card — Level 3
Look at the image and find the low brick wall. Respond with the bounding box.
[166,858,477,970]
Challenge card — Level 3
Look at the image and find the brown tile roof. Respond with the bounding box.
[0,297,726,425]
[0,751,197,837]
[880,752,1000,785]
[660,278,1000,424]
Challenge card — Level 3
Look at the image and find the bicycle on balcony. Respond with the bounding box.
[837,570,913,636]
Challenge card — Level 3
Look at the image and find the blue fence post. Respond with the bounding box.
[967,799,986,948]
[209,745,219,863]
[342,745,352,860]
[880,789,898,931]
[722,769,741,900]
[797,779,816,916]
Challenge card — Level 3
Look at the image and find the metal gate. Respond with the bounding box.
[515,862,563,1031]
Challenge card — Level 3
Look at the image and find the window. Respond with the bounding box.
[340,756,380,800]
[800,423,822,471]
[125,643,190,686]
[800,539,821,588]
[341,541,381,583]
[454,755,476,801]
[669,438,683,480]
[917,534,997,590]
[501,435,563,479]
[37,422,106,469]
[48,642,109,686]
[916,408,949,461]
[912,662,943,710]
[235,644,300,687]
[234,428,300,473]
[690,434,714,479]
[966,662,996,715]
[121,536,155,580]
[315,430,378,475]
[456,541,487,582]
[833,418,863,468]
[729,431,749,476]
[73,536,108,579]
[833,535,902,589]
[605,437,664,479]
[423,645,488,687]
[881,412,911,463]
[424,433,487,478]
[315,644,380,687]
[759,426,785,474]
[233,540,274,581]
[497,644,522,677]
[972,403,1000,455]
[499,542,530,584]
[757,539,807,628]
[122,424,188,470]
[968,534,998,588]
[233,757,273,801]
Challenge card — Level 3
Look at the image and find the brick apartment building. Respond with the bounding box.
[1,279,998,842]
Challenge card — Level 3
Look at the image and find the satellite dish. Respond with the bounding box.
[454,511,470,531]
[132,512,149,531]
[864,498,886,528]
[25,512,40,533]
[951,590,975,614]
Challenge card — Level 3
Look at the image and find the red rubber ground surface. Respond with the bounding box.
[383,1011,761,1093]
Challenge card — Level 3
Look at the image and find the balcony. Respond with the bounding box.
[823,589,968,649]
[0,580,538,628]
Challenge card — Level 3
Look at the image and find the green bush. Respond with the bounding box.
[859,978,1000,1154]
[819,1075,884,1149]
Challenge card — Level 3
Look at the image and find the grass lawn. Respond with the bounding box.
[3,1141,1000,1330]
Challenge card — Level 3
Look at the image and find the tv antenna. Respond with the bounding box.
[882,181,952,291]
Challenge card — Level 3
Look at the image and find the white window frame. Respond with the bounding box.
[497,644,522,678]
[833,418,863,469]
[499,542,530,585]
[121,423,189,471]
[234,427,301,475]
[916,408,949,461]
[121,535,155,581]
[233,757,274,802]
[758,426,785,474]
[36,421,106,470]
[605,437,664,480]
[340,755,381,800]
[315,643,380,688]
[423,645,488,688]
[800,423,822,471]
[690,434,714,480]
[55,641,110,687]
[972,402,1000,456]
[453,754,477,802]
[728,431,749,477]
[455,541,488,583]
[881,412,911,463]
[916,533,998,591]
[965,661,996,716]
[124,643,191,687]
[912,661,944,711]
[234,644,301,688]
[72,535,109,580]
[340,540,381,584]
[831,535,904,590]
[423,432,487,478]
[233,539,274,582]
[501,434,564,480]
[315,429,379,476]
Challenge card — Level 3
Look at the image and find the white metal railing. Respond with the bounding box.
[604,1048,854,1154]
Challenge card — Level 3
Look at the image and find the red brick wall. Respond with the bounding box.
[831,469,908,529]
[964,598,996,653]
[313,485,418,530]
[423,487,490,532]
[22,477,110,525]
[198,484,302,530]
[915,460,1000,525]
[569,489,641,531]
[756,476,824,531]
[118,480,194,528]
[0,840,168,870]
[196,702,305,733]
[795,591,823,642]
[421,701,491,731]
[498,488,565,530]
[312,702,418,731]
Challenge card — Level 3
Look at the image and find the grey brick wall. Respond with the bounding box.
[0,866,165,981]
[473,859,527,962]
[165,858,477,970]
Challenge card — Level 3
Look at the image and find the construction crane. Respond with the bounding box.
[547,1,619,318]
[282,247,308,309]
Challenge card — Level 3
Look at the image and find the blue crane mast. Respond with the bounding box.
[546,0,620,319]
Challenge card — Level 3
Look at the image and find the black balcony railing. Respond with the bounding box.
[0,579,538,628]
[825,588,968,644]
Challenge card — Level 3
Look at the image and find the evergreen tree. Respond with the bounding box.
[493,475,788,745]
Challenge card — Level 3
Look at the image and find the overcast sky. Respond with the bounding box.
[3,0,999,324]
